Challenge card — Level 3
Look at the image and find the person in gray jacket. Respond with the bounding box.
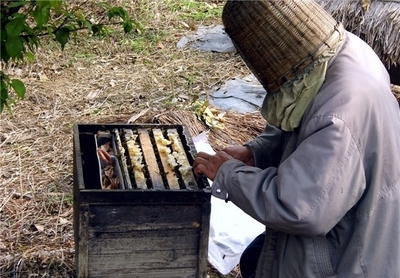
[193,0,400,277]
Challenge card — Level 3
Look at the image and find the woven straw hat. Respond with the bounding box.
[223,0,340,93]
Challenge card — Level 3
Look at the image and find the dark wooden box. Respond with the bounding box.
[73,124,211,277]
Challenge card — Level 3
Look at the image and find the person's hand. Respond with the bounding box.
[193,151,233,181]
[222,146,254,166]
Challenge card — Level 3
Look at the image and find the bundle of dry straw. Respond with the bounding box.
[152,109,267,152]
[315,0,400,67]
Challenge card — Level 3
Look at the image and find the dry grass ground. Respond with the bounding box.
[1,1,399,277]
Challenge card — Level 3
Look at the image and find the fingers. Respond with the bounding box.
[223,146,254,166]
[193,151,233,181]
[98,148,113,165]
[195,152,213,160]
[193,153,215,180]
[193,163,210,180]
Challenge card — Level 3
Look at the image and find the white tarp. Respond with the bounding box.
[208,74,267,114]
[176,25,236,53]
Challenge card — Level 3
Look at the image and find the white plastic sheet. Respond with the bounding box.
[176,25,236,53]
[193,132,265,275]
[208,74,267,114]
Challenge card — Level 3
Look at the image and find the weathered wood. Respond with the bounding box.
[77,204,89,277]
[73,124,211,278]
[79,190,209,206]
[88,205,201,231]
[88,266,197,278]
[138,128,165,189]
[197,202,212,278]
[112,129,132,189]
[88,238,199,277]
[75,132,102,190]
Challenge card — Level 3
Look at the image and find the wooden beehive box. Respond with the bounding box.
[73,124,211,277]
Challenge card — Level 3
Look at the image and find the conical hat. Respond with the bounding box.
[223,0,341,93]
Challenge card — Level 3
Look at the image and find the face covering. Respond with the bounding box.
[261,23,346,132]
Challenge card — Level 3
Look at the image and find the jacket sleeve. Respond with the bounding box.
[212,115,365,237]
[244,124,285,169]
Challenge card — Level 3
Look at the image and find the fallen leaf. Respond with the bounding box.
[157,41,165,49]
[59,217,69,225]
[180,21,190,29]
[178,94,190,100]
[127,108,150,123]
[39,74,49,81]
[86,89,101,99]
[34,224,45,232]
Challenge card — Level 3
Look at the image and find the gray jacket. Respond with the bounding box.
[212,32,400,277]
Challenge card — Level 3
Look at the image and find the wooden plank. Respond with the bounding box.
[77,204,89,277]
[153,128,180,189]
[167,129,197,189]
[88,247,198,267]
[87,230,199,276]
[87,229,199,273]
[79,190,210,206]
[87,205,202,232]
[138,128,165,189]
[76,133,102,189]
[197,202,212,278]
[112,129,132,189]
[88,228,200,251]
[86,206,204,276]
[88,266,197,278]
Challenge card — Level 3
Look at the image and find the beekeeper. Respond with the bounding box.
[193,0,400,277]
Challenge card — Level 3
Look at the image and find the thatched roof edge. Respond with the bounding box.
[315,0,400,67]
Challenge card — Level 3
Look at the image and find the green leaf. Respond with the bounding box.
[5,36,24,59]
[37,0,50,9]
[107,7,127,20]
[1,41,11,63]
[49,0,63,11]
[91,24,103,35]
[25,52,35,62]
[26,35,40,51]
[32,5,51,28]
[10,79,26,98]
[123,21,133,33]
[0,79,8,98]
[0,79,9,114]
[5,17,25,38]
[83,20,93,30]
[55,27,71,50]
[7,1,26,8]
[97,2,111,10]
[77,19,92,30]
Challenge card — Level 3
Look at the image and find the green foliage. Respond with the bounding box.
[169,0,222,21]
[0,0,140,113]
